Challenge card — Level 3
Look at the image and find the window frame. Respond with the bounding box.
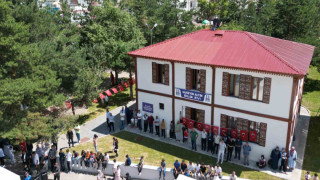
[191,69,201,91]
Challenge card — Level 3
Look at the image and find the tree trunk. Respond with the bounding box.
[115,70,119,85]
[71,100,75,116]
[129,67,133,100]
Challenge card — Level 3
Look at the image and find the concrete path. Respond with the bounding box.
[48,172,114,180]
[57,100,136,149]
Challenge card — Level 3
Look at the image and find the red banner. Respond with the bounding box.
[240,130,248,141]
[188,120,195,129]
[182,117,188,126]
[249,130,257,142]
[111,87,118,94]
[123,81,129,88]
[220,128,227,136]
[212,126,219,135]
[99,93,105,100]
[118,84,124,91]
[231,129,238,138]
[93,99,98,103]
[204,124,211,132]
[105,90,112,96]
[197,122,203,131]
[19,141,26,152]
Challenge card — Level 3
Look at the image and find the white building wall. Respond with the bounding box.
[175,62,213,104]
[137,57,172,95]
[214,107,288,161]
[215,68,293,119]
[138,92,172,130]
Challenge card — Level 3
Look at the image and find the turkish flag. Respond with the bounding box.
[123,81,129,88]
[188,120,195,129]
[111,87,118,94]
[249,130,257,142]
[231,129,238,138]
[182,117,188,126]
[240,130,248,141]
[93,99,98,103]
[118,84,124,91]
[204,124,211,132]
[220,128,228,136]
[99,93,105,100]
[212,126,219,135]
[105,90,112,96]
[65,100,72,108]
[197,122,203,131]
[19,141,26,152]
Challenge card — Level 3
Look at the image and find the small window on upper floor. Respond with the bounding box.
[152,62,169,85]
[186,67,206,93]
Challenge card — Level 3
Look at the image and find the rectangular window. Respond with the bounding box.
[152,62,169,85]
[252,77,264,100]
[191,69,201,91]
[159,103,164,110]
[229,74,240,97]
[157,64,165,84]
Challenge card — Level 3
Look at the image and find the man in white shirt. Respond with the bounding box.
[201,129,207,151]
[213,132,220,154]
[136,110,143,131]
[188,161,195,176]
[109,113,115,132]
[120,107,126,130]
[32,152,40,173]
[217,140,226,164]
[66,149,72,173]
[214,164,222,179]
[154,116,160,136]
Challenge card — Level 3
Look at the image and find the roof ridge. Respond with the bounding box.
[244,32,302,74]
[128,29,208,54]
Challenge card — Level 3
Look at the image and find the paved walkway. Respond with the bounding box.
[48,172,114,180]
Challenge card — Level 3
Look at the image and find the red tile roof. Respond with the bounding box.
[128,29,315,76]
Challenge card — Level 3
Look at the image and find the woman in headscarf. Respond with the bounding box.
[288,146,297,170]
[270,146,281,170]
[97,170,105,180]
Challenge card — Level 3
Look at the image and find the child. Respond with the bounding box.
[183,129,189,143]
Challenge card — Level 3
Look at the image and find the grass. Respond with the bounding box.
[301,66,320,179]
[69,131,281,180]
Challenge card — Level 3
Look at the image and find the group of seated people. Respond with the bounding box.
[173,160,230,180]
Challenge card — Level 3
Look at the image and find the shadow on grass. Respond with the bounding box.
[112,131,279,179]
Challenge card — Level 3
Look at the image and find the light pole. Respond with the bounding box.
[146,23,157,45]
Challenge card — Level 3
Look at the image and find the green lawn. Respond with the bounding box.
[69,131,281,180]
[301,66,320,179]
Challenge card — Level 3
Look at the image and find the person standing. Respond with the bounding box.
[115,165,121,180]
[137,156,144,176]
[159,159,166,180]
[183,128,189,143]
[53,162,60,180]
[217,140,226,164]
[226,137,235,162]
[125,105,130,125]
[207,130,213,153]
[270,146,281,170]
[234,137,242,160]
[74,125,81,143]
[59,149,65,172]
[288,146,297,170]
[279,148,287,174]
[93,134,99,153]
[154,116,160,136]
[109,113,115,132]
[213,132,220,154]
[104,95,109,107]
[169,121,175,139]
[175,121,182,142]
[0,147,5,167]
[21,151,28,167]
[110,72,115,85]
[48,145,57,172]
[67,129,74,148]
[32,152,40,173]
[106,109,111,131]
[161,119,166,138]
[201,129,207,151]
[114,139,119,157]
[136,110,142,131]
[120,107,126,130]
[143,114,148,132]
[243,142,251,166]
[66,149,72,173]
[190,128,198,151]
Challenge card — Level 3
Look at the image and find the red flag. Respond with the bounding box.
[99,93,105,99]
[19,141,26,152]
[204,124,211,132]
[212,126,219,135]
[105,90,112,96]
[182,117,188,126]
[118,84,124,91]
[111,87,118,94]
[220,128,228,136]
[93,99,98,103]
[249,130,257,142]
[231,129,238,138]
[123,81,129,88]
[65,100,72,108]
[188,120,195,129]
[240,130,248,141]
[197,122,203,131]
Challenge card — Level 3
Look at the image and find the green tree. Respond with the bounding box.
[197,0,229,22]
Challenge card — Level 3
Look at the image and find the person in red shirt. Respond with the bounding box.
[183,129,189,143]
[148,115,154,134]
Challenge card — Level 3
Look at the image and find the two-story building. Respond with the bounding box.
[127,29,314,161]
